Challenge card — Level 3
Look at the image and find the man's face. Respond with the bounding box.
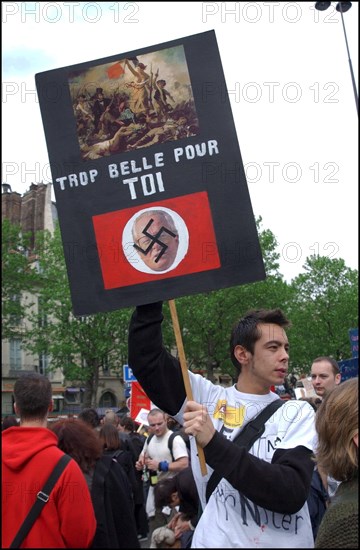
[311,360,341,397]
[148,413,167,437]
[240,323,289,390]
[133,213,179,272]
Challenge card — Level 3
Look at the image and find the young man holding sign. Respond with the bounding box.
[128,302,316,548]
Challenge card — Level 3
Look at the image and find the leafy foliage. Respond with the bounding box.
[172,218,293,380]
[3,214,358,405]
[22,225,132,407]
[2,220,36,339]
[288,255,358,371]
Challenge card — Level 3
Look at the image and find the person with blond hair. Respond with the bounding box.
[315,378,358,548]
[136,409,189,542]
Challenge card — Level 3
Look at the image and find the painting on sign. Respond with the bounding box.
[36,31,265,315]
[68,45,199,160]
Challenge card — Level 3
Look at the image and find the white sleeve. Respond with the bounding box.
[173,371,220,425]
[172,435,189,461]
[274,399,317,451]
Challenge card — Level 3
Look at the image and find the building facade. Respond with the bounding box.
[2,182,126,418]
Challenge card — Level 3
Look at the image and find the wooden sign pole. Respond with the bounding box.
[168,299,207,476]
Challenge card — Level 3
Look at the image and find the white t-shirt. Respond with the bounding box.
[174,373,317,548]
[141,429,188,464]
[141,430,188,518]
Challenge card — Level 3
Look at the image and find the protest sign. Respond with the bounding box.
[130,381,151,422]
[36,30,265,315]
[134,408,151,427]
[294,377,317,399]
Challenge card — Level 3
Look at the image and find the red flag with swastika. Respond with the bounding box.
[92,191,221,290]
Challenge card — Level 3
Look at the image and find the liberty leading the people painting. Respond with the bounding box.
[68,45,199,161]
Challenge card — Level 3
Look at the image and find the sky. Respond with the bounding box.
[2,1,359,282]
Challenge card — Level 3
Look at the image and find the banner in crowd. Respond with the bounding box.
[130,381,151,422]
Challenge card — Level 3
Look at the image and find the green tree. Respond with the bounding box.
[2,220,36,339]
[288,255,358,372]
[172,218,292,381]
[22,224,132,408]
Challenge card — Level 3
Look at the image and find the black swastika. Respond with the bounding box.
[133,218,177,263]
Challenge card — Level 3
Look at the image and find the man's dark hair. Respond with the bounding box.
[78,407,100,428]
[118,415,137,432]
[230,309,290,374]
[154,468,198,520]
[312,356,340,376]
[154,475,178,509]
[14,373,52,421]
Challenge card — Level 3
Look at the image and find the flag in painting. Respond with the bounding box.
[107,61,124,79]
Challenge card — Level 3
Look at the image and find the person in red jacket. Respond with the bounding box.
[1,373,96,548]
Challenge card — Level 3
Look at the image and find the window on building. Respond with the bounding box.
[38,297,47,328]
[52,397,63,413]
[102,355,110,375]
[38,352,49,376]
[10,295,21,326]
[99,391,116,408]
[10,339,22,369]
[65,388,80,404]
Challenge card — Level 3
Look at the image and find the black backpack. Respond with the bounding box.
[307,469,328,540]
[129,431,146,458]
[146,431,186,461]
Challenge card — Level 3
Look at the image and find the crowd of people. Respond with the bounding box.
[1,303,358,548]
